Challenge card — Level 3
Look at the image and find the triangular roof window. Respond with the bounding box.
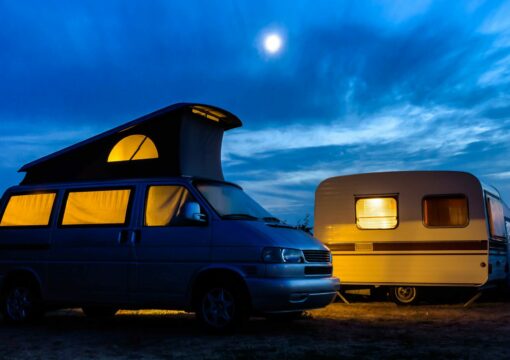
[107,134,158,162]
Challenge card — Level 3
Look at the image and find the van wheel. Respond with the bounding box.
[390,286,419,305]
[82,306,118,318]
[196,280,249,332]
[1,280,44,323]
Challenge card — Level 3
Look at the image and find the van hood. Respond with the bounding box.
[212,219,329,250]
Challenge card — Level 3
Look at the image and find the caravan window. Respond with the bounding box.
[423,195,469,227]
[355,197,398,229]
[0,192,56,227]
[486,194,506,239]
[145,185,200,226]
[61,189,132,226]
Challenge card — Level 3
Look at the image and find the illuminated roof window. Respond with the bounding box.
[108,134,158,163]
[191,105,227,123]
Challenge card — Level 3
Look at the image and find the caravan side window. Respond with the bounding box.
[423,195,469,227]
[61,189,132,226]
[355,196,398,229]
[0,192,56,227]
[486,194,506,240]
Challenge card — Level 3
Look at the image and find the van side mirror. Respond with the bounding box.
[183,202,207,223]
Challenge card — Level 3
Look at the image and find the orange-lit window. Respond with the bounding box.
[356,197,398,229]
[145,185,198,226]
[107,134,158,162]
[486,194,506,239]
[61,189,131,225]
[423,195,468,227]
[0,193,56,227]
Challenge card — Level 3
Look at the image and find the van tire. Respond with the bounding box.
[1,279,44,324]
[196,279,249,332]
[390,286,419,305]
[82,306,118,318]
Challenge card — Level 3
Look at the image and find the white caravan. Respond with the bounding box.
[315,171,509,304]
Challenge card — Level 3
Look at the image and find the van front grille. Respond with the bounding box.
[305,266,333,276]
[303,250,331,263]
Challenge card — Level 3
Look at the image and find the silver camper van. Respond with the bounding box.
[0,103,339,330]
[315,171,508,304]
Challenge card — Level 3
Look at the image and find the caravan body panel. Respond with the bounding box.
[315,171,507,287]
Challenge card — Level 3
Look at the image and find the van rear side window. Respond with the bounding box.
[61,189,131,225]
[0,193,56,227]
[423,195,468,227]
[355,197,398,229]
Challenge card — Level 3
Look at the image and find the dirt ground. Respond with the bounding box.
[1,295,510,360]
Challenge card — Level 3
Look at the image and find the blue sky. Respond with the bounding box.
[1,0,510,223]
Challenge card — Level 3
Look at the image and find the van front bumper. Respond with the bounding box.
[246,276,340,313]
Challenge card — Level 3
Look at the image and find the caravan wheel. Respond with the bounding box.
[390,286,418,305]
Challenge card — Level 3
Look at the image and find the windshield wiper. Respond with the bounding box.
[221,213,259,220]
[262,216,282,223]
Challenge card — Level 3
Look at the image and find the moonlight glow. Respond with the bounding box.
[264,33,282,54]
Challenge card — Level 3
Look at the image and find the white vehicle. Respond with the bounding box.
[314,171,509,304]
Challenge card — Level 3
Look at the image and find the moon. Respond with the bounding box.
[263,33,283,54]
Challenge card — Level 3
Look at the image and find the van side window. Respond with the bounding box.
[0,193,56,227]
[145,185,200,226]
[61,189,131,226]
[486,195,506,239]
[423,195,469,227]
[355,197,398,229]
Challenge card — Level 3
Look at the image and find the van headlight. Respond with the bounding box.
[262,247,304,263]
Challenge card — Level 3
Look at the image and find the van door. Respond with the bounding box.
[0,191,58,290]
[46,187,136,304]
[131,184,211,307]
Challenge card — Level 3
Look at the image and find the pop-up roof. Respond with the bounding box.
[19,103,242,185]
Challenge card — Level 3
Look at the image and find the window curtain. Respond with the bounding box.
[62,189,131,225]
[0,193,56,226]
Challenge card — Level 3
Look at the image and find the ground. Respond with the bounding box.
[1,296,510,359]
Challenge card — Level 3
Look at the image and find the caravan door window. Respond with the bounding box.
[423,195,469,227]
[355,197,398,229]
[486,194,506,240]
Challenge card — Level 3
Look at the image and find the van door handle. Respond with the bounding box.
[129,230,141,245]
[117,230,129,245]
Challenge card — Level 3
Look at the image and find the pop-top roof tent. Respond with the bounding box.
[19,103,242,185]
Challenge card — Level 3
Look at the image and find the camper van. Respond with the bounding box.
[0,103,339,330]
[314,171,508,305]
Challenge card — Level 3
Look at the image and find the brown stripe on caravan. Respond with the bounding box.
[373,240,488,251]
[327,240,488,252]
[327,243,356,251]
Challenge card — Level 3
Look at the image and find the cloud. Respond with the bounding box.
[223,104,504,161]
[0,128,94,168]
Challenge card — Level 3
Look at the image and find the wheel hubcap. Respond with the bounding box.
[202,288,235,328]
[395,286,416,302]
[6,287,32,321]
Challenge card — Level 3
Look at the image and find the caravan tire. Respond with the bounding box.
[390,286,419,305]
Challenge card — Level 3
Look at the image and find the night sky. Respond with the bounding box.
[1,1,510,223]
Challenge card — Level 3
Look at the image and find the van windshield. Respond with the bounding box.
[196,182,274,221]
